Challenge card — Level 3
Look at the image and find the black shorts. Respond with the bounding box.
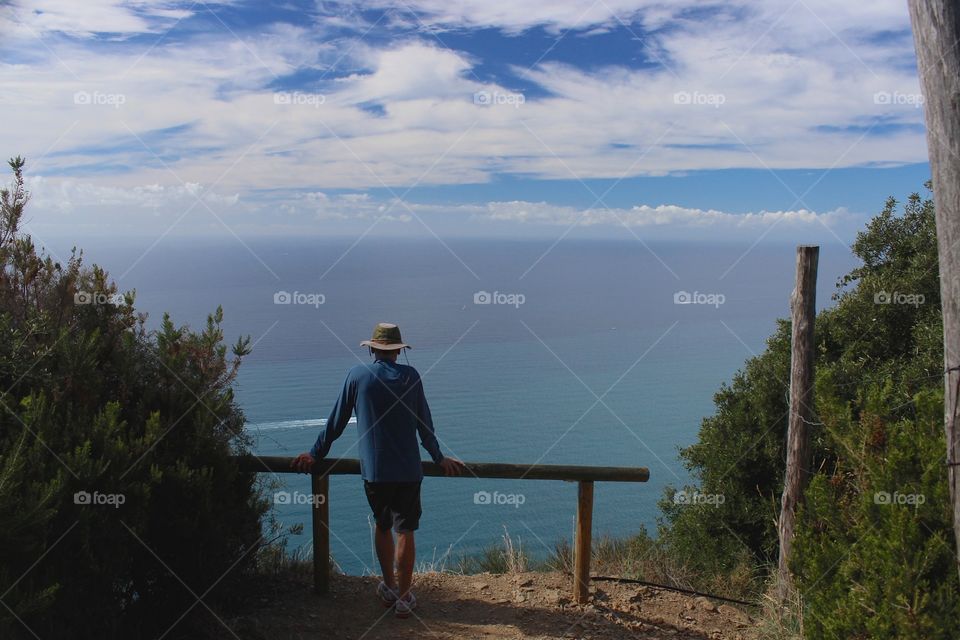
[364,481,422,532]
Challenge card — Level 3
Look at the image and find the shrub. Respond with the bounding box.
[657,181,959,635]
[0,158,268,639]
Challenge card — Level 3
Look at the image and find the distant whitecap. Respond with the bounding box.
[245,416,357,431]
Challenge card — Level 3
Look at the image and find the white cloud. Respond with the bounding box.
[0,0,927,237]
[19,175,857,242]
[479,200,852,229]
[26,176,239,212]
[335,43,475,103]
[338,0,909,37]
[0,1,225,38]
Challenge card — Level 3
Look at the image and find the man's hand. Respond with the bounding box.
[438,457,466,476]
[291,452,316,473]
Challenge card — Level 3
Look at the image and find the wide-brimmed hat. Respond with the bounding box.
[360,322,411,351]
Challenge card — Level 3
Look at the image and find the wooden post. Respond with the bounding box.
[312,473,330,594]
[573,480,594,604]
[776,245,819,604]
[908,0,960,581]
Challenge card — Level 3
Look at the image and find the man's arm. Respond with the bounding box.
[292,373,355,473]
[413,372,443,464]
[413,372,466,476]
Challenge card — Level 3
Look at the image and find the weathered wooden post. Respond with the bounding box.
[908,0,960,581]
[776,245,819,604]
[573,480,594,604]
[312,473,330,594]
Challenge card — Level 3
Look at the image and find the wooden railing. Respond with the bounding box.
[233,455,650,603]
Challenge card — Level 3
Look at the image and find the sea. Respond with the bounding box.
[48,235,857,575]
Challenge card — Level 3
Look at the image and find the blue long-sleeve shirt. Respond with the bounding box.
[310,360,444,482]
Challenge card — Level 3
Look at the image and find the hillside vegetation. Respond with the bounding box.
[0,157,268,639]
[656,182,957,638]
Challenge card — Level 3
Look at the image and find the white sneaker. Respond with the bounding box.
[376,581,398,608]
[395,592,417,619]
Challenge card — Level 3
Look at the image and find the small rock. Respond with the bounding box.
[696,596,718,612]
[471,581,490,591]
[628,588,649,602]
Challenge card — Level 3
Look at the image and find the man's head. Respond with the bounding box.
[369,347,399,361]
[360,323,410,360]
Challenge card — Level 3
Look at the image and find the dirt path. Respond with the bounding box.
[225,571,760,640]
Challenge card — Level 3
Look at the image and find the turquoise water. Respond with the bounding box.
[57,236,856,575]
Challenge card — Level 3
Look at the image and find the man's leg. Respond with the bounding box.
[374,526,396,589]
[396,530,415,599]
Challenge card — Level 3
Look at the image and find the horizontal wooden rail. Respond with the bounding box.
[234,455,650,483]
[232,455,649,604]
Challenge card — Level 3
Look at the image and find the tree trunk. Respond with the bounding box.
[909,0,960,582]
[777,245,819,604]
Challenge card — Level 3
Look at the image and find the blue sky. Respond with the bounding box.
[0,0,931,243]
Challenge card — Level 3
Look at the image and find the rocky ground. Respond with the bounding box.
[220,571,761,640]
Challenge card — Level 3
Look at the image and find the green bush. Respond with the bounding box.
[790,186,956,637]
[0,158,268,639]
[657,181,958,634]
[793,385,959,639]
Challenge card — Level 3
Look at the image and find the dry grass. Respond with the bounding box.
[751,576,804,640]
[455,526,531,574]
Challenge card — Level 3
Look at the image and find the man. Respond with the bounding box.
[292,322,465,618]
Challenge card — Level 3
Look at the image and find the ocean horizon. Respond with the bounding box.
[48,235,858,574]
